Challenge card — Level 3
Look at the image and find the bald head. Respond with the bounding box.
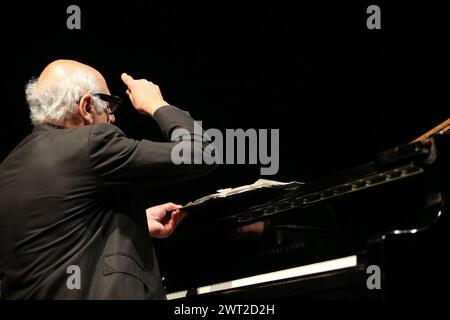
[37,60,109,94]
[25,59,113,126]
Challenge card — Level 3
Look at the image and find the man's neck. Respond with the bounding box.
[42,120,82,129]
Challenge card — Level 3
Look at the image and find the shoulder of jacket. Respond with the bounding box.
[88,123,126,138]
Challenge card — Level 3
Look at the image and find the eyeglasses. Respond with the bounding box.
[92,93,122,113]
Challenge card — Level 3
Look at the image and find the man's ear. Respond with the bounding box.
[78,94,95,125]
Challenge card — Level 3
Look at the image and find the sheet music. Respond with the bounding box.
[182,179,303,210]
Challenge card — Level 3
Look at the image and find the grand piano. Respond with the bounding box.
[157,120,450,299]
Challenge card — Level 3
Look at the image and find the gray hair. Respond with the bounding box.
[25,70,107,125]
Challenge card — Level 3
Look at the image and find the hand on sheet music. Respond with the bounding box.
[146,203,188,239]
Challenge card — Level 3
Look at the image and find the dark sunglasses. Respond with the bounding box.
[92,93,122,113]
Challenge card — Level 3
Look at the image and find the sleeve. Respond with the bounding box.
[88,105,217,188]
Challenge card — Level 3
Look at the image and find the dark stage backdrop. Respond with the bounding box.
[1,1,448,206]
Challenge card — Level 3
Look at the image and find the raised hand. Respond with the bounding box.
[121,73,169,116]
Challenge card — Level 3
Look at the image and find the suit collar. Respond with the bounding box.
[32,124,65,133]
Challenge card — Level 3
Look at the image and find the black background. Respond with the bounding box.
[1,1,448,206]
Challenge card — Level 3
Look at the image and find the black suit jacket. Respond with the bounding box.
[0,105,216,299]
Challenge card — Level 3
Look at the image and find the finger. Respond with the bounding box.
[121,73,135,88]
[167,202,176,207]
[165,216,177,236]
[169,210,180,221]
[175,212,188,227]
[165,211,186,237]
[125,89,134,103]
[165,203,182,211]
[172,211,187,227]
[120,73,129,84]
[179,211,189,221]
[167,210,179,225]
[121,73,134,82]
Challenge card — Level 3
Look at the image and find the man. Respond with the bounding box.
[0,60,216,299]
